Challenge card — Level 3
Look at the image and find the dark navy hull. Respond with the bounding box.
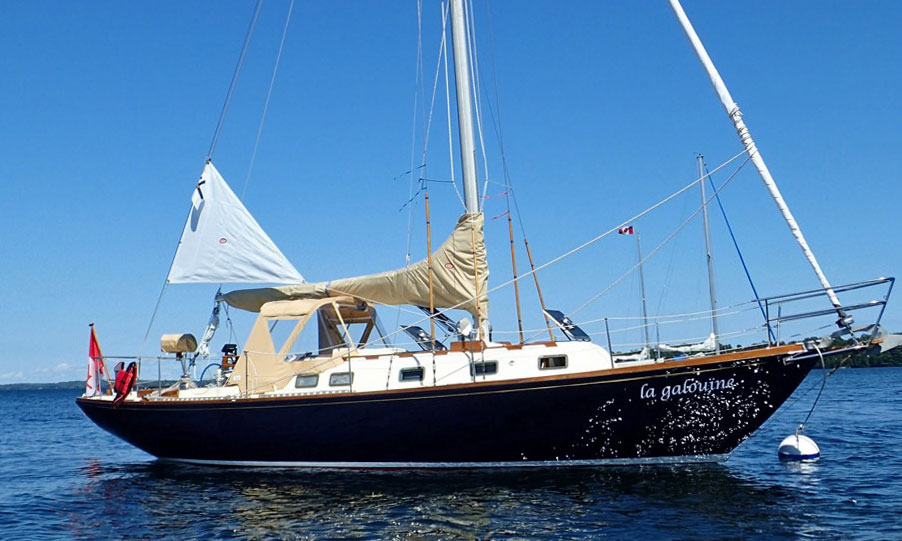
[77,348,815,467]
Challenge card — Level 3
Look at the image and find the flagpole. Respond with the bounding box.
[90,323,113,395]
[636,232,651,353]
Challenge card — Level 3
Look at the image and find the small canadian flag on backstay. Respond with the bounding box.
[86,324,107,396]
[618,225,634,235]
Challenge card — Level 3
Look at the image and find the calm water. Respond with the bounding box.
[1,368,901,540]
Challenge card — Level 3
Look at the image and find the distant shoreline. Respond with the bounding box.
[0,380,179,391]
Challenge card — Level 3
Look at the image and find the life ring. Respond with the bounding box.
[113,362,138,408]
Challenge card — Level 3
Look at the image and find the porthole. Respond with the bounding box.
[539,355,568,370]
[294,374,319,388]
[329,372,354,386]
[471,361,498,376]
[399,367,425,382]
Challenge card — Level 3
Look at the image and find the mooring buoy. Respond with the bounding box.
[778,433,820,461]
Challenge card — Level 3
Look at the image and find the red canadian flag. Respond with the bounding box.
[86,324,107,396]
[618,225,634,235]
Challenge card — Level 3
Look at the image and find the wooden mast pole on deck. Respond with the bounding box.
[508,213,525,343]
[425,192,436,345]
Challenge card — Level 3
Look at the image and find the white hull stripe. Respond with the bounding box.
[160,454,731,469]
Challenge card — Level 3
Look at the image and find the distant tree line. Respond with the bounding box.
[0,379,180,392]
[829,345,902,368]
[813,334,902,368]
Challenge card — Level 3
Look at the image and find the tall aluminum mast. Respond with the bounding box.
[698,154,720,353]
[449,0,480,214]
[669,0,845,319]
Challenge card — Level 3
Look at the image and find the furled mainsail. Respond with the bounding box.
[221,213,488,318]
[167,162,305,284]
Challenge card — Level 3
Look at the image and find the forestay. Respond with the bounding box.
[167,162,304,284]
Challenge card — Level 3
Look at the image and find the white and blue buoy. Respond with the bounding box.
[778,433,820,461]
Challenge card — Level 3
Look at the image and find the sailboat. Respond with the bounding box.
[77,0,897,467]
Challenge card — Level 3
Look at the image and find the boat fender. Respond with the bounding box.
[113,362,137,408]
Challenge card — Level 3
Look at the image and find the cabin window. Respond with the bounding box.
[399,367,425,382]
[539,355,568,370]
[471,361,498,376]
[294,374,319,388]
[329,372,354,386]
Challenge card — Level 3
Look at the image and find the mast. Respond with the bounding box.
[668,0,846,321]
[698,154,720,353]
[636,232,651,353]
[449,0,480,214]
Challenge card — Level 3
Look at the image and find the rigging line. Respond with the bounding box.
[146,1,263,356]
[606,323,759,343]
[423,153,751,344]
[400,0,427,336]
[355,151,754,348]
[570,154,751,317]
[417,0,429,177]
[301,160,751,351]
[492,306,758,336]
[479,0,526,233]
[765,368,829,427]
[575,303,760,326]
[224,302,238,345]
[141,279,169,353]
[482,71,527,235]
[705,161,773,340]
[466,0,523,340]
[394,164,427,182]
[484,179,513,187]
[604,327,762,347]
[241,0,296,200]
[407,0,427,230]
[797,345,828,434]
[610,334,761,351]
[784,324,834,342]
[515,147,748,292]
[207,0,264,162]
[654,182,692,317]
[462,0,491,209]
[140,166,208,355]
[406,1,427,242]
[399,186,426,212]
[464,2,549,337]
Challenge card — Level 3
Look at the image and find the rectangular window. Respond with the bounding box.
[471,361,498,376]
[329,372,354,387]
[399,367,425,382]
[294,374,319,388]
[539,355,568,370]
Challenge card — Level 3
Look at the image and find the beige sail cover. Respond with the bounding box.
[221,213,488,318]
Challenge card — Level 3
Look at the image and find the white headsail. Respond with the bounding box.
[167,161,304,284]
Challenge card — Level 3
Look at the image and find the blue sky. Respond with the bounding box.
[1,1,899,383]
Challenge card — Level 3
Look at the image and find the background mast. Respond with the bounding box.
[698,154,720,353]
